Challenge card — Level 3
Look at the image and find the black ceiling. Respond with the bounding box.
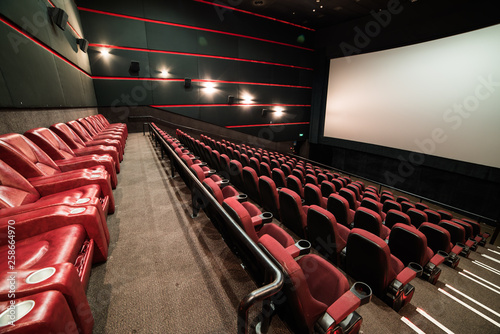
[228,0,412,29]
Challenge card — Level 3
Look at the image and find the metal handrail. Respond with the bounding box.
[148,123,284,334]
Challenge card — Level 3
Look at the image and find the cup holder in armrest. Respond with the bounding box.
[408,262,423,277]
[192,156,200,161]
[277,187,283,192]
[350,282,372,306]
[456,242,466,248]
[437,250,449,258]
[218,179,230,188]
[0,300,35,326]
[259,212,273,224]
[295,239,311,256]
[26,267,56,284]
[198,162,207,167]
[208,169,217,175]
[236,194,248,202]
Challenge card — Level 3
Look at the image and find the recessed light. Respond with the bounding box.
[320,5,323,8]
[312,9,316,12]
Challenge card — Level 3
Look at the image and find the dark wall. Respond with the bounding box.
[309,0,500,220]
[0,0,97,108]
[77,0,314,141]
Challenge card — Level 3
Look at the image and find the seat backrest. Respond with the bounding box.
[292,169,305,184]
[451,219,473,239]
[346,228,397,296]
[462,219,481,236]
[272,168,286,188]
[385,210,411,229]
[352,207,383,237]
[24,128,76,160]
[279,188,307,238]
[360,198,383,217]
[189,164,206,181]
[67,120,94,142]
[406,208,428,229]
[437,210,453,220]
[286,175,304,198]
[202,178,224,204]
[0,159,40,208]
[307,205,345,265]
[401,201,415,213]
[424,209,442,225]
[259,234,332,333]
[304,174,318,186]
[258,176,280,220]
[249,158,260,175]
[320,181,336,198]
[77,118,98,136]
[389,223,429,266]
[228,160,244,190]
[327,193,352,227]
[419,222,452,254]
[259,162,272,178]
[346,184,361,201]
[242,166,260,204]
[281,163,292,176]
[415,202,429,211]
[339,188,357,210]
[49,123,87,149]
[0,133,61,178]
[219,154,230,175]
[380,193,395,204]
[397,196,410,204]
[382,200,401,213]
[439,220,466,244]
[304,184,323,207]
[317,173,327,184]
[363,192,379,202]
[223,197,260,242]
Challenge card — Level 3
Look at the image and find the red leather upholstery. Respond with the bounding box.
[50,122,123,161]
[67,120,124,156]
[304,184,327,208]
[202,178,240,205]
[0,159,110,225]
[385,210,411,229]
[0,205,108,263]
[0,262,94,333]
[339,188,360,210]
[407,208,428,229]
[0,134,115,213]
[242,166,260,204]
[25,128,118,187]
[353,207,390,240]
[271,168,286,189]
[223,198,293,247]
[77,118,125,147]
[259,234,363,334]
[360,197,386,221]
[0,290,80,333]
[258,176,280,221]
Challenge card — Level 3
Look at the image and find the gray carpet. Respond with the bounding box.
[86,132,500,334]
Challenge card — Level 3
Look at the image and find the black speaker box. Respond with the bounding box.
[48,8,68,31]
[77,39,89,53]
[129,61,140,73]
[227,95,234,105]
[184,78,192,88]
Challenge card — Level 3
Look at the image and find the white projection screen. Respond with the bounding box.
[324,24,500,169]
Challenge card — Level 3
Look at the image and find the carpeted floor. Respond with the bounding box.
[87,132,500,334]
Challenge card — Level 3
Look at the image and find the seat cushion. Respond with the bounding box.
[0,224,86,271]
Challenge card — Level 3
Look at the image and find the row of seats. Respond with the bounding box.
[151,125,374,334]
[0,115,127,333]
[171,129,491,303]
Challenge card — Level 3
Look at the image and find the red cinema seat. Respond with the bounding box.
[0,291,86,333]
[25,128,118,187]
[339,188,360,210]
[419,223,462,268]
[385,210,411,229]
[242,166,261,205]
[87,115,127,140]
[389,224,447,284]
[406,208,428,229]
[0,134,115,213]
[307,205,350,266]
[279,188,309,239]
[67,120,124,157]
[286,175,304,199]
[345,228,422,311]
[95,114,128,134]
[223,198,293,247]
[0,263,94,333]
[50,122,123,162]
[202,178,244,205]
[259,234,371,334]
[352,207,390,240]
[304,183,327,208]
[258,176,280,221]
[77,118,125,148]
[271,168,286,189]
[439,220,473,257]
[424,209,442,225]
[327,193,355,228]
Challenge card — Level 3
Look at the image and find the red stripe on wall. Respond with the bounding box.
[0,16,90,77]
[226,122,310,128]
[89,43,313,71]
[192,0,315,32]
[78,7,314,51]
[92,76,312,89]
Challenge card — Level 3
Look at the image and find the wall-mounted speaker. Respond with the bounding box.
[184,78,192,88]
[227,95,234,105]
[261,109,269,117]
[48,8,68,31]
[77,38,89,53]
[129,61,140,76]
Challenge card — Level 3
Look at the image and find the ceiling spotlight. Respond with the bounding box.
[313,9,316,12]
[160,70,168,77]
[100,49,110,56]
[274,107,284,117]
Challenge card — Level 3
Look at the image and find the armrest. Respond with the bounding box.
[234,194,248,203]
[0,205,108,263]
[317,282,372,332]
[56,156,117,189]
[429,250,447,267]
[392,263,422,289]
[29,171,115,214]
[285,240,311,258]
